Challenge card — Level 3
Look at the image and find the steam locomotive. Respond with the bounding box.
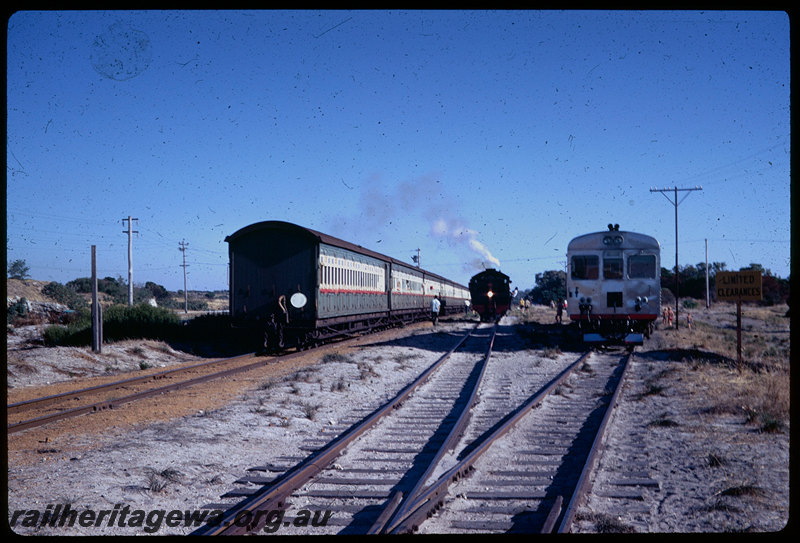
[468,269,512,322]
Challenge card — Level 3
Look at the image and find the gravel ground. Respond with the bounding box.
[7,325,197,390]
[6,320,474,535]
[571,351,790,533]
[5,304,791,535]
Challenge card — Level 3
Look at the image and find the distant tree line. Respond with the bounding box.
[661,262,789,306]
[523,262,789,307]
[6,259,214,311]
[58,277,209,310]
[525,270,567,305]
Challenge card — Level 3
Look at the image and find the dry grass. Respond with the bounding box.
[647,412,680,428]
[668,303,789,371]
[697,367,790,432]
[648,301,790,432]
[510,301,790,432]
[576,512,637,533]
[144,467,183,493]
[6,278,55,302]
[301,402,321,420]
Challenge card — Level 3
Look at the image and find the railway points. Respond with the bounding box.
[189,318,631,535]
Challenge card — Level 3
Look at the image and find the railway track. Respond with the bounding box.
[7,316,467,435]
[191,323,627,535]
[7,351,286,434]
[191,321,487,535]
[415,349,633,533]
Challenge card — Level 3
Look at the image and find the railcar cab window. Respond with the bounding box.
[628,254,656,278]
[571,255,599,280]
[603,252,623,279]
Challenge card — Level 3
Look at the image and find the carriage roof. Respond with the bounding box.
[226,221,467,288]
[567,231,660,252]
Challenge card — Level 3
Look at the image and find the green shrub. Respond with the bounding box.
[102,304,181,342]
[7,298,28,324]
[38,304,238,352]
[43,322,91,346]
[43,324,72,346]
[42,281,88,310]
[42,304,180,346]
[41,308,91,346]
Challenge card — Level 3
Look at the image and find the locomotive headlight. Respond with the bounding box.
[487,290,494,298]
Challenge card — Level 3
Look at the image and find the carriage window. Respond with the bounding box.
[628,254,656,278]
[603,256,623,279]
[571,255,599,279]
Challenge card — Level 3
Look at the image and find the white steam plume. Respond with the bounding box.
[330,173,500,271]
[431,217,501,270]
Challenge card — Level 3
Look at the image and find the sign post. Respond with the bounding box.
[91,245,102,353]
[716,270,762,370]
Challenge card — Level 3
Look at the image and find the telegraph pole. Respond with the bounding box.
[412,248,421,268]
[650,186,702,329]
[122,216,139,306]
[705,239,710,309]
[179,240,189,313]
[91,245,102,353]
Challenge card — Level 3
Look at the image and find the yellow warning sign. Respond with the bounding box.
[716,270,762,301]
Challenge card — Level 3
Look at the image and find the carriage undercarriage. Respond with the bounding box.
[261,307,461,353]
[572,315,656,346]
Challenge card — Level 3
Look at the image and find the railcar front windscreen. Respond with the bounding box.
[628,254,657,278]
[603,253,624,279]
[571,255,599,280]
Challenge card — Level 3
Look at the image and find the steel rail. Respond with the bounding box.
[555,350,633,533]
[7,353,256,414]
[192,322,480,536]
[369,324,498,534]
[8,309,459,417]
[384,350,594,534]
[7,351,305,434]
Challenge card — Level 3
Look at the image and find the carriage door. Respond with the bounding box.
[386,262,392,311]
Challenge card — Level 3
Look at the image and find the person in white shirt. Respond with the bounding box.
[431,295,441,326]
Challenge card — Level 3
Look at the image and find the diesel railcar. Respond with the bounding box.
[566,225,661,345]
[469,269,512,322]
[225,221,470,352]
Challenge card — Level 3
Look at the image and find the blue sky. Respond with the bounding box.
[6,10,791,292]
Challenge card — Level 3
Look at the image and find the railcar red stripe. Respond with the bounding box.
[569,314,658,320]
